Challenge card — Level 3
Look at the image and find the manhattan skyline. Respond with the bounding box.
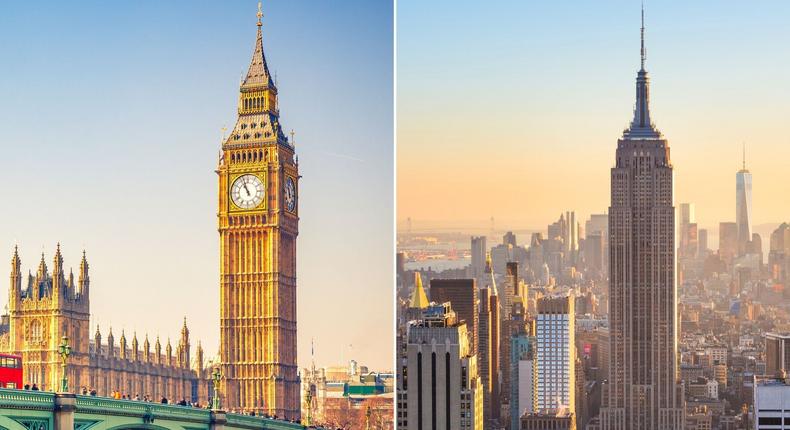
[398,1,790,231]
[0,1,393,371]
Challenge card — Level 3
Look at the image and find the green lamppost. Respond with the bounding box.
[58,336,71,392]
[211,367,222,410]
[304,387,313,426]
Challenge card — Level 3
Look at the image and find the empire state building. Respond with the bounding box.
[600,8,685,430]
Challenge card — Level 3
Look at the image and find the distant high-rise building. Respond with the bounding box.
[600,8,684,429]
[585,233,605,275]
[585,214,609,239]
[736,146,753,256]
[535,296,576,414]
[678,203,698,259]
[565,211,579,253]
[769,223,790,284]
[503,262,520,319]
[764,333,790,377]
[403,303,483,430]
[503,231,517,248]
[698,229,709,257]
[430,279,478,354]
[510,300,534,430]
[471,236,487,279]
[500,262,521,416]
[548,214,567,243]
[396,252,406,278]
[478,287,501,426]
[719,222,739,264]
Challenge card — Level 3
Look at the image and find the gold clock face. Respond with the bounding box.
[231,174,264,209]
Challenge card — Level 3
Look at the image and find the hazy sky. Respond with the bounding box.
[0,1,393,370]
[397,0,790,234]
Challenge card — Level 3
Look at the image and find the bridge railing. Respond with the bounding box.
[0,389,312,430]
[225,412,308,430]
[0,388,56,410]
[75,395,213,424]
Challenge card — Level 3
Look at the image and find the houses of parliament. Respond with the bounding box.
[0,4,300,420]
[0,245,210,401]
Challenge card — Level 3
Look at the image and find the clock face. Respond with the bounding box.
[284,176,296,212]
[231,174,264,209]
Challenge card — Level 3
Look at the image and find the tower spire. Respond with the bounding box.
[242,2,274,89]
[640,1,646,71]
[625,2,660,138]
[742,142,746,170]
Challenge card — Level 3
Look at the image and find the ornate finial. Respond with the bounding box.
[640,1,646,70]
[290,129,295,147]
[257,2,263,27]
[221,126,227,141]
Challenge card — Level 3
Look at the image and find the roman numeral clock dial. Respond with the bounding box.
[284,176,296,213]
[230,174,264,209]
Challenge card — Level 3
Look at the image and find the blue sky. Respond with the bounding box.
[0,1,393,370]
[398,0,790,234]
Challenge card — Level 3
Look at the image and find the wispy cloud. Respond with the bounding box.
[319,150,365,163]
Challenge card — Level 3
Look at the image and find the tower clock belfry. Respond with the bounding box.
[217,4,299,419]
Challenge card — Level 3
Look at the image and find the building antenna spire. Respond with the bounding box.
[257,2,263,27]
[640,0,646,70]
[742,142,746,170]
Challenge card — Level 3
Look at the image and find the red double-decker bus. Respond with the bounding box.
[0,354,22,389]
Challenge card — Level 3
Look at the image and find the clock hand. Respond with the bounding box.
[242,182,251,197]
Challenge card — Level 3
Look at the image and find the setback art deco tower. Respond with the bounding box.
[600,8,685,430]
[217,5,300,419]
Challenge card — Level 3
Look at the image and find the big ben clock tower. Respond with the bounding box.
[217,4,299,419]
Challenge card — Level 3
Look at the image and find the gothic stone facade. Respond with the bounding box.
[0,246,210,402]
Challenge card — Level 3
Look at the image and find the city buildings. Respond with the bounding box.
[216,9,300,417]
[301,359,394,429]
[600,9,685,428]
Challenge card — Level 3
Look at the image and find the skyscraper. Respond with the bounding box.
[478,286,501,426]
[471,236,487,280]
[217,6,300,418]
[430,279,478,353]
[719,222,738,264]
[736,145,753,255]
[534,296,576,415]
[600,8,684,429]
[404,303,483,430]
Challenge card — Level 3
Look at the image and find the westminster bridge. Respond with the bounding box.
[0,389,312,430]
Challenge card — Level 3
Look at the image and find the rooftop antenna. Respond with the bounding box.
[742,142,746,170]
[640,0,646,70]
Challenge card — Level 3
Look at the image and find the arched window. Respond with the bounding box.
[30,320,42,343]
